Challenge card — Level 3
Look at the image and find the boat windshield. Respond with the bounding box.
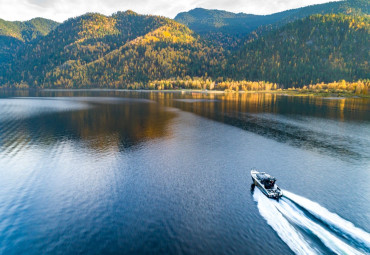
[264,179,276,189]
[256,173,276,189]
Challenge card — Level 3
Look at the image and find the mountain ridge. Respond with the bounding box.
[0,17,59,42]
[0,17,59,65]
[175,0,369,48]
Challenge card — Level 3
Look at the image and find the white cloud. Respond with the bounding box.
[0,0,340,22]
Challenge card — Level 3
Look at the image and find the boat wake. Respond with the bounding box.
[253,189,370,255]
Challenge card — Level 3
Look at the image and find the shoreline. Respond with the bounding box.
[41,88,225,94]
[1,88,369,98]
[41,88,370,98]
[270,90,370,99]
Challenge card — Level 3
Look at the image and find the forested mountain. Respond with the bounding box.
[0,0,368,89]
[42,20,224,88]
[0,12,224,88]
[229,14,370,86]
[175,0,369,48]
[0,18,59,42]
[0,11,169,86]
[0,18,59,65]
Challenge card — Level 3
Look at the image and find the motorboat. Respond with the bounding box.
[251,169,283,199]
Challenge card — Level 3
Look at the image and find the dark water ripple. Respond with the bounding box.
[221,112,367,161]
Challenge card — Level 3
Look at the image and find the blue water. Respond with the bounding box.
[0,91,369,254]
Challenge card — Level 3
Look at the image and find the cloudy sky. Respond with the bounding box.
[1,0,339,22]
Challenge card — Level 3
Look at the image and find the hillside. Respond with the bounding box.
[229,14,370,87]
[0,36,23,66]
[175,0,369,48]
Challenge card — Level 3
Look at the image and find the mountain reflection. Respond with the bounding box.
[1,90,369,161]
[148,92,370,122]
[148,92,370,161]
[0,97,176,153]
[3,89,369,122]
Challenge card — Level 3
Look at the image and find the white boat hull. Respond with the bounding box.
[251,170,283,199]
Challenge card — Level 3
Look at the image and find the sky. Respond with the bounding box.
[0,0,340,22]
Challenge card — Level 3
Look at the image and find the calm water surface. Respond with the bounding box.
[0,90,369,254]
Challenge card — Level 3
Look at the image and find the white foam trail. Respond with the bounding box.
[284,190,370,249]
[253,189,318,255]
[276,199,364,255]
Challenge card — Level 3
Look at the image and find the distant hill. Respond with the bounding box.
[175,0,369,48]
[0,18,59,42]
[229,14,370,86]
[0,18,59,65]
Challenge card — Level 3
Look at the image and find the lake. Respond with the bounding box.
[0,90,369,254]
